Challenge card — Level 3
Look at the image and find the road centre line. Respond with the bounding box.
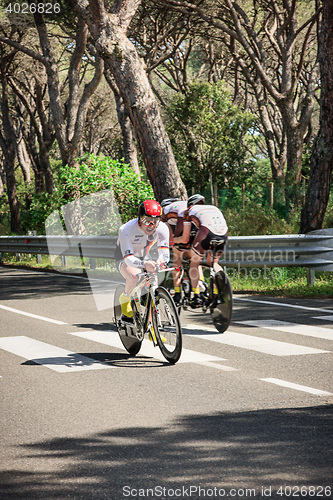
[260,378,332,396]
[314,316,333,322]
[0,304,67,325]
[234,296,333,314]
[43,272,122,283]
[68,330,237,371]
[0,268,122,283]
[0,336,110,373]
[237,319,333,341]
[182,324,329,356]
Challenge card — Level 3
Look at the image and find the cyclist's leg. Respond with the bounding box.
[189,227,209,307]
[118,261,140,319]
[188,250,203,307]
[208,235,232,333]
[211,233,228,272]
[171,246,183,304]
[114,283,142,355]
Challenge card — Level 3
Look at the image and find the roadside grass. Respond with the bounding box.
[1,253,332,298]
[227,266,333,298]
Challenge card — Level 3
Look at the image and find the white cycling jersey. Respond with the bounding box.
[116,218,170,269]
[184,205,228,235]
[162,201,188,226]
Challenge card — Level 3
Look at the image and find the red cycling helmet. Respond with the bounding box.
[138,200,162,218]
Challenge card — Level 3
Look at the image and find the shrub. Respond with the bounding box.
[28,154,154,234]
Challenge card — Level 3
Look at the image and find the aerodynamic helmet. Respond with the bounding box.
[161,197,181,209]
[187,194,205,208]
[138,199,163,218]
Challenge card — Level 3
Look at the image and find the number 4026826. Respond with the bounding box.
[6,3,61,14]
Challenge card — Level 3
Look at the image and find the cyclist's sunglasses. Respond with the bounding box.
[140,215,161,226]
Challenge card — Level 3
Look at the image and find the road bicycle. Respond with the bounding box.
[114,267,182,364]
[166,242,233,333]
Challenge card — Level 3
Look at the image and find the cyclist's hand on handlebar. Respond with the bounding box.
[144,261,156,272]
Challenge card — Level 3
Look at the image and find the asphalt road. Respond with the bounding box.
[0,266,332,500]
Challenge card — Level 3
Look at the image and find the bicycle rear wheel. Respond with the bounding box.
[210,270,233,333]
[114,284,142,355]
[152,286,182,364]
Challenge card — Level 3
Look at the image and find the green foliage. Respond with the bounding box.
[28,154,154,234]
[61,154,154,218]
[224,204,300,236]
[166,80,256,192]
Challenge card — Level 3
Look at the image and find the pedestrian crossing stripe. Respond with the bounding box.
[181,324,330,356]
[236,319,333,341]
[68,330,237,371]
[0,336,111,373]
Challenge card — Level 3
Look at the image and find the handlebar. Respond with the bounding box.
[132,266,180,280]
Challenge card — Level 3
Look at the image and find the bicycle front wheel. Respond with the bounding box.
[114,284,142,356]
[152,287,182,364]
[210,270,233,333]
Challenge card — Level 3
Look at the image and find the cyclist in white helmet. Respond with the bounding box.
[174,194,228,307]
[161,197,188,304]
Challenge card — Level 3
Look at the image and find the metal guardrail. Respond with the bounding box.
[0,229,332,273]
[223,230,333,272]
[0,231,332,271]
[0,235,118,260]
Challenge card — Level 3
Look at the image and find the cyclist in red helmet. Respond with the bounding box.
[115,200,170,321]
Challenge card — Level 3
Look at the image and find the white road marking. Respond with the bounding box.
[0,336,110,372]
[261,378,332,396]
[68,330,237,371]
[237,319,333,341]
[182,324,329,356]
[0,304,67,325]
[234,296,333,314]
[314,316,333,322]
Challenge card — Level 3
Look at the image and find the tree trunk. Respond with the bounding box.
[33,12,68,166]
[0,163,4,197]
[283,113,304,207]
[0,68,21,233]
[105,68,141,177]
[69,0,187,201]
[300,0,333,233]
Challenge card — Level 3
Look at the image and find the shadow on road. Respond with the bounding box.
[0,267,93,301]
[1,405,332,499]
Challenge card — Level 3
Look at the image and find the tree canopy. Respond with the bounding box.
[167,81,256,191]
[0,0,331,234]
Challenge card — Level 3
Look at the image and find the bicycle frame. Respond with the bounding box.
[129,273,155,341]
[124,267,178,343]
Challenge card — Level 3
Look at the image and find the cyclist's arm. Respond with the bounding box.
[173,221,191,244]
[124,254,145,269]
[174,216,184,238]
[157,222,170,266]
[118,224,145,269]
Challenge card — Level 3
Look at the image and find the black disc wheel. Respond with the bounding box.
[152,287,182,364]
[210,270,233,333]
[114,284,142,355]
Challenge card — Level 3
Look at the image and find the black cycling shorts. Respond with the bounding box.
[192,227,228,257]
